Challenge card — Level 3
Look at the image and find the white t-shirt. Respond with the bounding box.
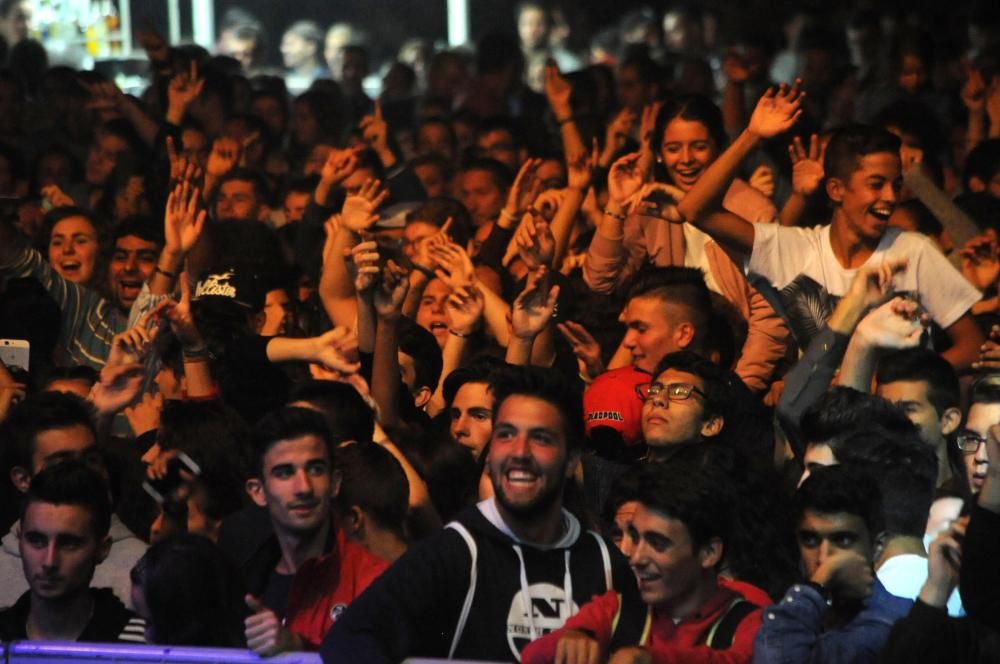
[877,553,964,617]
[747,224,980,347]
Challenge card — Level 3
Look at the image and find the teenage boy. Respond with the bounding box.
[521,462,766,663]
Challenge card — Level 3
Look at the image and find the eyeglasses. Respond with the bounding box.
[635,382,706,403]
[956,431,988,455]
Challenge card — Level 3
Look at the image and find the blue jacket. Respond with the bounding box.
[752,579,912,664]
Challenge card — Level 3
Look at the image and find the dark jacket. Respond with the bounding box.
[0,588,146,643]
[321,498,635,663]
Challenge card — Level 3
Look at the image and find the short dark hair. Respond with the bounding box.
[112,215,165,247]
[800,386,915,448]
[289,380,376,444]
[627,266,713,351]
[794,464,883,539]
[408,197,472,249]
[489,365,584,450]
[460,157,515,191]
[651,95,728,158]
[335,442,408,539]
[634,460,732,553]
[875,348,959,416]
[131,534,246,647]
[23,459,111,538]
[215,167,272,208]
[246,407,334,478]
[398,316,443,392]
[835,425,937,538]
[823,124,901,183]
[1,391,96,472]
[970,374,1000,406]
[651,350,731,423]
[442,356,505,406]
[44,365,100,389]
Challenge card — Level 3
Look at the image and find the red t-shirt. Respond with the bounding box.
[285,529,389,649]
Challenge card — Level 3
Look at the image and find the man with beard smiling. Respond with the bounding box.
[678,114,983,370]
[0,214,162,369]
[322,366,635,663]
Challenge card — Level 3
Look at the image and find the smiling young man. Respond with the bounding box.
[0,460,145,643]
[322,366,634,663]
[682,123,983,369]
[521,462,766,664]
[0,213,163,369]
[237,407,388,655]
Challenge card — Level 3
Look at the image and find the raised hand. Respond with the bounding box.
[515,212,556,270]
[636,102,662,178]
[854,296,927,349]
[341,178,389,232]
[83,80,125,117]
[723,49,751,84]
[544,61,573,119]
[987,76,1000,132]
[309,327,361,374]
[124,391,164,437]
[511,266,560,339]
[165,136,203,184]
[748,164,775,199]
[633,182,685,222]
[446,284,485,336]
[167,59,205,116]
[163,273,204,350]
[747,79,804,139]
[411,218,453,273]
[320,147,360,186]
[205,136,241,179]
[503,158,543,226]
[567,140,598,191]
[608,152,645,206]
[961,232,1000,291]
[374,259,411,320]
[961,68,987,115]
[107,301,169,368]
[789,134,825,196]
[844,258,908,311]
[350,239,381,293]
[920,517,966,607]
[812,548,874,601]
[603,109,638,161]
[557,320,604,380]
[88,363,146,416]
[430,239,475,290]
[40,184,75,209]
[359,101,390,155]
[973,324,1000,371]
[164,180,207,255]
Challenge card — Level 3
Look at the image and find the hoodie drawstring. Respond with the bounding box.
[513,544,576,641]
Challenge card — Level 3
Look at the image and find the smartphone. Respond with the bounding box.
[0,339,29,372]
[142,452,201,504]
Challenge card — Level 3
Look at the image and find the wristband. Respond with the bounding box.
[155,265,177,279]
[557,116,575,125]
[603,207,627,221]
[448,329,470,338]
[500,208,521,224]
[182,344,210,360]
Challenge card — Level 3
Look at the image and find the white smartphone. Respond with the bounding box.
[0,339,29,372]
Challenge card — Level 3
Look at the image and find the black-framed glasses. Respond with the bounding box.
[635,382,706,403]
[956,431,988,455]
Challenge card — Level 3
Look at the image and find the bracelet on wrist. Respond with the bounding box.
[500,208,521,224]
[155,265,178,279]
[603,207,627,221]
[448,328,470,338]
[182,344,210,360]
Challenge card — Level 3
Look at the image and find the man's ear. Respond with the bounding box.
[253,311,266,334]
[10,466,30,494]
[564,449,581,481]
[826,177,845,204]
[257,204,272,223]
[699,537,723,570]
[245,478,268,508]
[96,534,113,564]
[330,469,343,500]
[674,321,696,349]
[700,415,724,439]
[413,386,433,409]
[345,506,364,538]
[940,407,961,437]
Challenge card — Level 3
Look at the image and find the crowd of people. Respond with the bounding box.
[2,0,1000,662]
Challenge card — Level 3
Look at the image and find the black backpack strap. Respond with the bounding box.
[607,594,653,652]
[700,598,758,650]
